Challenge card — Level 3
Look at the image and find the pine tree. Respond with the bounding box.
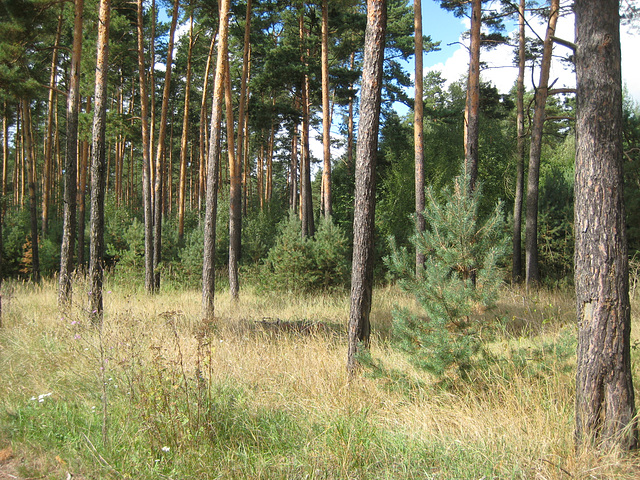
[386,174,507,379]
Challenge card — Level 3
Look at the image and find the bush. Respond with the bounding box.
[385,174,508,380]
[258,213,349,293]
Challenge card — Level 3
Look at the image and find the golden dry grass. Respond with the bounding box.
[1,278,640,479]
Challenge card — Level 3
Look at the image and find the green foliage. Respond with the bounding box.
[386,174,508,379]
[258,213,349,293]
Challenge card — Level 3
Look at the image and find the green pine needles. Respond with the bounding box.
[386,174,508,380]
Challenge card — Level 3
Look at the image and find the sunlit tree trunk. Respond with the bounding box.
[202,0,230,320]
[414,0,425,275]
[347,0,386,375]
[525,0,559,288]
[574,0,638,452]
[299,9,314,237]
[59,0,84,308]
[321,0,331,218]
[88,0,111,324]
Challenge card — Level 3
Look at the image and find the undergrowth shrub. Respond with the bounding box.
[258,213,349,293]
[385,174,508,380]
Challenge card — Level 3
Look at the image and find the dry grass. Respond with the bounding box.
[1,278,640,479]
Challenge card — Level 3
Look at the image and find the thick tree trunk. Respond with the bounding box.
[178,14,195,242]
[574,0,637,452]
[152,0,179,292]
[137,0,154,293]
[202,0,230,320]
[59,0,84,308]
[321,0,331,218]
[88,0,110,324]
[347,0,386,375]
[525,0,559,288]
[512,0,526,284]
[414,0,425,275]
[464,0,481,192]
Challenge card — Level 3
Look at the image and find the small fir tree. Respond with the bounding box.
[385,174,507,379]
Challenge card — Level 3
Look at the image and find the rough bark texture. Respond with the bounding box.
[512,0,525,284]
[321,0,331,219]
[59,0,84,307]
[88,0,110,324]
[525,0,559,288]
[464,0,481,192]
[347,0,386,375]
[136,0,154,293]
[414,0,425,275]
[202,0,230,320]
[574,0,637,452]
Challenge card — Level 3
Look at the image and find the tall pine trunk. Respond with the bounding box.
[464,0,481,192]
[347,0,386,375]
[229,0,252,300]
[137,0,154,293]
[512,0,526,284]
[574,0,637,452]
[59,0,84,307]
[42,9,63,237]
[525,0,559,288]
[414,0,425,275]
[178,14,195,242]
[321,0,331,218]
[88,0,111,324]
[202,0,230,320]
[152,0,179,291]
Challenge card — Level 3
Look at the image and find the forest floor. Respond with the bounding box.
[1,278,640,479]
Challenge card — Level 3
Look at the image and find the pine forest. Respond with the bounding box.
[1,0,640,478]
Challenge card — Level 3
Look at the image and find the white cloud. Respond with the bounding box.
[426,13,640,104]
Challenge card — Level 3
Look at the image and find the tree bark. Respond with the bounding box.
[229,0,251,300]
[88,0,111,324]
[512,0,526,284]
[137,0,154,293]
[77,102,90,272]
[321,0,331,218]
[202,0,230,320]
[464,0,481,192]
[525,0,559,288]
[347,0,386,375]
[199,33,217,212]
[414,0,425,275]
[299,10,314,237]
[574,0,637,452]
[59,0,84,308]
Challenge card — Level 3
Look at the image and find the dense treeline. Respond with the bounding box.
[0,0,638,290]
